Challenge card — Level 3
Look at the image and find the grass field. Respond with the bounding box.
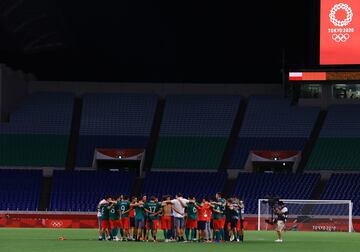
[0,229,359,252]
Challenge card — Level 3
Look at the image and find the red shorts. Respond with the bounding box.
[120,217,130,230]
[220,217,226,228]
[186,219,197,229]
[146,219,159,230]
[213,219,222,230]
[101,220,110,229]
[161,216,172,230]
[109,220,122,229]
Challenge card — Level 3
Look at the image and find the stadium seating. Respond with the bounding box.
[313,173,360,216]
[232,173,320,214]
[152,95,241,170]
[229,96,320,169]
[0,170,42,210]
[49,171,135,211]
[306,105,360,171]
[76,94,158,167]
[0,93,74,167]
[141,171,227,199]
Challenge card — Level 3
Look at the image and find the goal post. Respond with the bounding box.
[257,199,353,232]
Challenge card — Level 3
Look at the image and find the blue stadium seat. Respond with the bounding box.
[0,170,42,210]
[313,174,360,216]
[49,171,135,211]
[141,171,227,199]
[229,96,320,169]
[232,173,320,214]
[76,94,158,167]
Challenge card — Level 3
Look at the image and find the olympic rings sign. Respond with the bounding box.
[329,3,353,27]
[51,221,64,228]
[332,33,350,42]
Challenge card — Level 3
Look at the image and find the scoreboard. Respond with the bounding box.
[289,71,360,81]
[320,0,360,65]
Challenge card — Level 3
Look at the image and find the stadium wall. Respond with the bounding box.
[1,212,360,232]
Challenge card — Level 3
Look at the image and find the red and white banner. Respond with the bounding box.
[320,0,360,65]
[94,149,144,160]
[251,151,300,162]
[0,212,360,232]
[1,212,360,232]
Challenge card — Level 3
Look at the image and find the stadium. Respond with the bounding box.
[1,0,360,251]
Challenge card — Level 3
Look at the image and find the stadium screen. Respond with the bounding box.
[320,0,360,65]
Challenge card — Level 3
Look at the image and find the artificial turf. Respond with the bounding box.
[0,228,359,252]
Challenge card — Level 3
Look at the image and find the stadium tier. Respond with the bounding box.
[49,171,135,211]
[141,171,227,199]
[307,105,360,171]
[314,173,360,216]
[0,93,74,167]
[0,170,42,210]
[232,173,320,214]
[152,95,241,170]
[76,94,158,167]
[229,96,320,169]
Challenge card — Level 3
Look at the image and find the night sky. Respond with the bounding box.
[0,0,319,83]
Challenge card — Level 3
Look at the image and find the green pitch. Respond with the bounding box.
[0,228,359,252]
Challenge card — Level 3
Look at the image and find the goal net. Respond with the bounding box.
[258,199,353,232]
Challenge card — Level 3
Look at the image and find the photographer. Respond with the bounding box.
[273,201,288,243]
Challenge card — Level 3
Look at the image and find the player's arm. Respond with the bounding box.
[209,202,217,208]
[153,207,162,216]
[194,202,202,209]
[130,202,138,207]
[212,208,222,214]
[143,204,152,214]
[122,209,131,214]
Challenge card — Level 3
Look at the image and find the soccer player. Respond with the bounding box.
[235,198,245,242]
[203,197,212,242]
[108,196,122,241]
[130,196,137,240]
[161,195,173,242]
[215,192,226,241]
[144,196,162,242]
[97,197,108,240]
[197,198,207,242]
[171,193,189,242]
[210,198,223,243]
[119,195,131,241]
[99,196,112,241]
[131,197,146,241]
[184,196,200,242]
[141,195,148,239]
[224,199,239,242]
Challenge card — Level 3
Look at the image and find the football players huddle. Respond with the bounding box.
[97,192,245,243]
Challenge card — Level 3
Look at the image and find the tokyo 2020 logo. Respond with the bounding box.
[329,3,353,27]
[328,3,354,42]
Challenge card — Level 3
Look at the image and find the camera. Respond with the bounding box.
[263,196,281,225]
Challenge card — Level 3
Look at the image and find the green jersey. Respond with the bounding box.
[119,200,130,218]
[100,204,110,220]
[212,204,222,220]
[144,202,161,220]
[109,203,120,220]
[217,198,226,216]
[186,203,198,220]
[134,205,145,220]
